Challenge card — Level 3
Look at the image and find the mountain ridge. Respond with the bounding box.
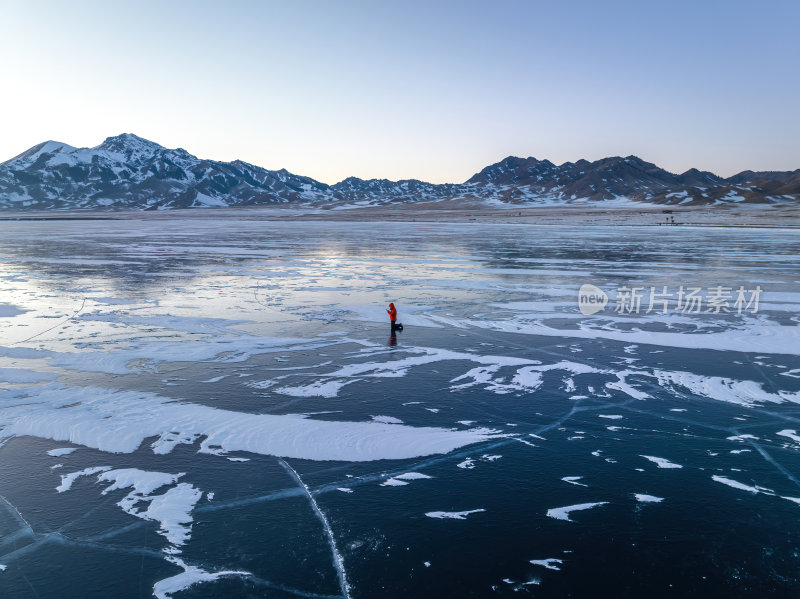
[0,134,797,210]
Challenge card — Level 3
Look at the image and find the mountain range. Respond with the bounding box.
[0,133,797,210]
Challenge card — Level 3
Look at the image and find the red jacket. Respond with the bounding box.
[387,303,397,321]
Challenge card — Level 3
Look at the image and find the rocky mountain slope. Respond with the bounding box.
[0,134,796,210]
[466,155,799,205]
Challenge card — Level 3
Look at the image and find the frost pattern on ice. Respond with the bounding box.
[727,434,759,441]
[777,429,800,444]
[395,472,433,480]
[0,384,496,462]
[654,371,800,407]
[59,467,201,550]
[546,502,609,522]
[153,557,249,599]
[56,466,111,493]
[47,447,76,457]
[530,558,563,570]
[711,475,770,495]
[381,478,409,487]
[634,494,664,503]
[640,455,682,469]
[425,509,486,520]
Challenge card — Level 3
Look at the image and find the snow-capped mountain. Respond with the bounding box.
[0,134,797,210]
[331,177,467,204]
[0,134,330,210]
[466,155,799,205]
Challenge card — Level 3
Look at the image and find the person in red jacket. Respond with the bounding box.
[387,303,403,333]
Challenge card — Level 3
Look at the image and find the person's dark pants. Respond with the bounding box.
[390,321,403,332]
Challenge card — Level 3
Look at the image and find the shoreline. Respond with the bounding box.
[0,202,798,228]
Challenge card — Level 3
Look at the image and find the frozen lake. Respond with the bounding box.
[0,218,799,598]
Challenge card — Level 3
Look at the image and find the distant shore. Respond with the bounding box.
[0,202,798,228]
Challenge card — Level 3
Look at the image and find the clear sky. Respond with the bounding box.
[1,0,798,184]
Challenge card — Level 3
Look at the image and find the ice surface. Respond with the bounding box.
[451,358,602,395]
[708,474,800,507]
[425,509,486,520]
[640,455,682,469]
[56,466,200,551]
[777,429,800,443]
[272,346,540,398]
[381,478,409,486]
[371,415,404,424]
[546,502,609,522]
[0,304,29,318]
[44,336,323,375]
[711,475,763,494]
[56,466,111,492]
[152,557,248,599]
[530,558,563,570]
[1,220,798,597]
[98,468,182,498]
[394,472,433,480]
[0,367,57,383]
[275,379,354,398]
[469,314,800,356]
[144,483,202,546]
[0,384,496,462]
[562,476,588,487]
[655,370,800,407]
[46,447,76,457]
[605,372,650,400]
[634,494,664,503]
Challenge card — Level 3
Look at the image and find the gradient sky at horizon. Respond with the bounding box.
[1,0,798,184]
